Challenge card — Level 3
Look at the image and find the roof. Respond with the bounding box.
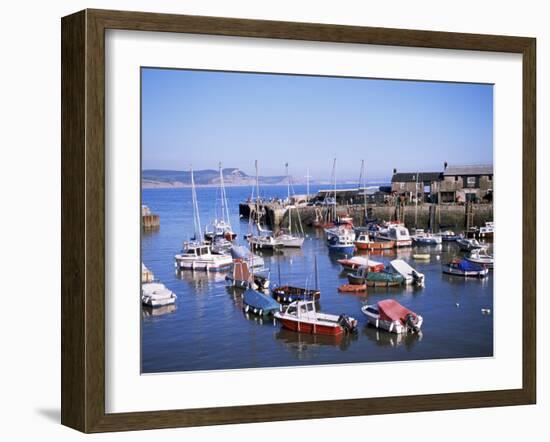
[443,164,493,176]
[391,172,442,183]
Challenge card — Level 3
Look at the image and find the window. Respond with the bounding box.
[488,175,492,181]
[455,176,459,182]
[466,177,476,188]
[400,182,405,190]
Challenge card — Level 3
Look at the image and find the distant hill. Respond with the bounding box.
[142,168,287,188]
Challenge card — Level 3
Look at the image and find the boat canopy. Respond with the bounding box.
[378,299,416,324]
[452,259,484,271]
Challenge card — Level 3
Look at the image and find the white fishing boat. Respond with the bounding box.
[377,224,412,247]
[141,282,177,308]
[174,166,233,272]
[175,242,233,271]
[361,299,423,334]
[465,248,494,268]
[390,259,425,287]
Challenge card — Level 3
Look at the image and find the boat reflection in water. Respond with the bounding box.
[175,268,227,293]
[362,324,423,349]
[275,328,357,360]
[141,303,177,319]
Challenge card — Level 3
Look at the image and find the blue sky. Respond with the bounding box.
[141,68,493,181]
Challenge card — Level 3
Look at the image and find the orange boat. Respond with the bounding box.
[338,283,367,293]
[354,232,395,250]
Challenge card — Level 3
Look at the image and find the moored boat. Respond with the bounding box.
[243,288,281,316]
[175,242,233,271]
[361,299,423,334]
[411,229,442,245]
[365,271,405,287]
[204,163,237,241]
[438,230,460,241]
[325,225,356,254]
[337,256,384,272]
[354,232,395,250]
[464,249,494,269]
[413,254,430,261]
[225,259,270,290]
[442,258,489,277]
[274,300,358,336]
[376,224,412,247]
[272,285,320,303]
[390,259,425,287]
[457,237,484,252]
[141,282,177,308]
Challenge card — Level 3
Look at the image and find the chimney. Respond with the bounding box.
[444,161,448,171]
[393,168,397,175]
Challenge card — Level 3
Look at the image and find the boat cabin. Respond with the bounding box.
[182,243,212,257]
[388,226,410,240]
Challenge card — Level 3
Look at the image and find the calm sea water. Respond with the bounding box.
[141,185,493,373]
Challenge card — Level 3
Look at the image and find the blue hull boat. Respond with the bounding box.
[243,289,281,316]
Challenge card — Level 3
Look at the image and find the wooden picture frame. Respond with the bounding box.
[61,9,536,433]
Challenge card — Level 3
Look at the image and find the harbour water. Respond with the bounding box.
[141,185,493,373]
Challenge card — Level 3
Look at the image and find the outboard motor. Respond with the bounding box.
[338,314,356,334]
[405,313,420,333]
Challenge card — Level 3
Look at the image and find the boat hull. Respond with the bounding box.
[354,240,395,250]
[278,317,344,336]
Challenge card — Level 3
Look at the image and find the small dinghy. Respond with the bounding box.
[464,249,494,269]
[338,283,367,293]
[390,259,425,287]
[243,288,281,316]
[413,254,430,261]
[439,230,459,241]
[274,300,357,336]
[141,282,177,308]
[337,256,384,272]
[457,237,484,252]
[361,299,423,334]
[442,258,489,277]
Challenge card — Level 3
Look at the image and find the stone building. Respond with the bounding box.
[440,164,493,203]
[391,170,443,203]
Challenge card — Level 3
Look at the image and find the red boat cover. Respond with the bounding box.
[233,259,251,282]
[378,299,416,324]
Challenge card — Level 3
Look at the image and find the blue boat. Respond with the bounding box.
[243,289,281,316]
[325,226,356,254]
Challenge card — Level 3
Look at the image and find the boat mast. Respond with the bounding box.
[255,160,261,229]
[332,158,337,221]
[286,162,292,234]
[305,168,311,204]
[190,165,202,241]
[415,171,419,228]
[219,162,231,226]
[359,159,367,222]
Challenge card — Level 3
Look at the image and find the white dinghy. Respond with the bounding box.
[390,259,425,287]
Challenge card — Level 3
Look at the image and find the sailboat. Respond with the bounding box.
[272,256,321,304]
[174,166,233,271]
[204,162,237,242]
[276,163,305,248]
[245,160,283,250]
[325,158,356,254]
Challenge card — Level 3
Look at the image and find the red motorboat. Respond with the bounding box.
[274,300,358,336]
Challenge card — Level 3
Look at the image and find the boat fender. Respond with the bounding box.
[244,305,249,313]
[258,309,263,316]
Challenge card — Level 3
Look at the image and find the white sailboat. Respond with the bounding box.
[245,160,283,250]
[174,166,233,271]
[204,162,237,242]
[276,162,305,248]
